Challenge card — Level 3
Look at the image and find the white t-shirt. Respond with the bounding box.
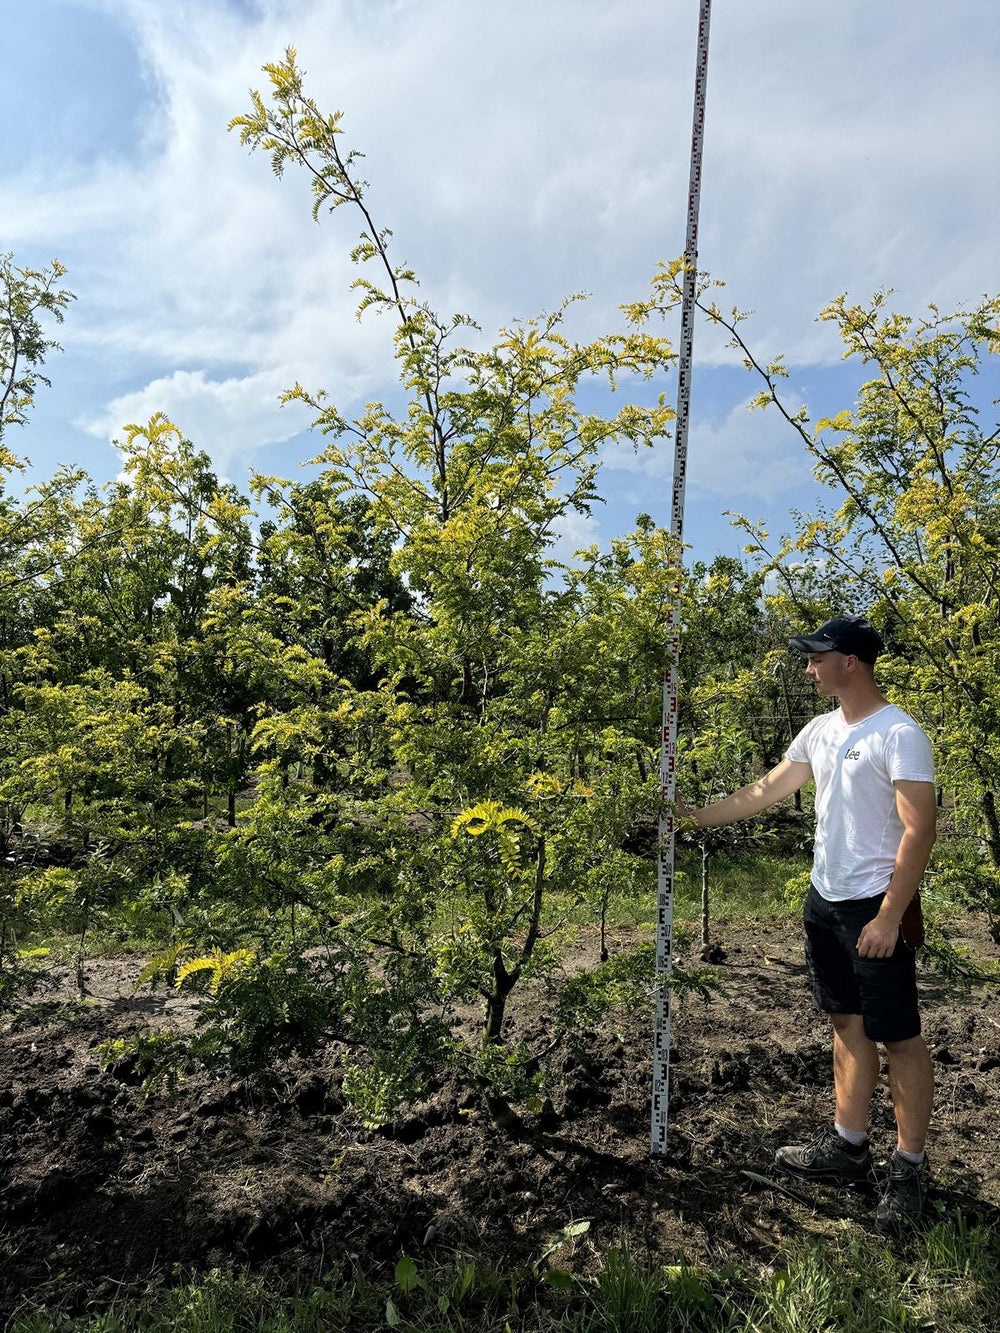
[786,703,935,901]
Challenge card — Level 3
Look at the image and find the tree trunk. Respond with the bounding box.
[981,790,1000,868]
[483,957,513,1045]
[482,1091,521,1131]
[776,667,802,812]
[480,958,521,1131]
[700,840,710,950]
[76,919,90,998]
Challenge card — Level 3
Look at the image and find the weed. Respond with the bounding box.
[11,1223,997,1332]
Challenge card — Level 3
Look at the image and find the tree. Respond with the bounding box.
[637,267,1000,937]
[0,413,261,987]
[0,253,73,447]
[221,49,703,1125]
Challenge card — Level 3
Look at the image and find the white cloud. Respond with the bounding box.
[601,393,809,504]
[79,367,313,472]
[2,0,998,489]
[687,399,810,502]
[547,508,601,565]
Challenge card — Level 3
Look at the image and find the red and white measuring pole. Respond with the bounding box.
[650,0,713,1157]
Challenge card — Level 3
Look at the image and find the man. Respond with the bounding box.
[686,614,936,1232]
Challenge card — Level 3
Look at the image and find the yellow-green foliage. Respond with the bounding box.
[176,949,255,995]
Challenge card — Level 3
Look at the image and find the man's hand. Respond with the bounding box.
[671,795,701,836]
[857,915,900,959]
[857,782,935,960]
[674,794,698,826]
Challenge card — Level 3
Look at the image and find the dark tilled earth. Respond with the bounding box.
[1,918,998,1320]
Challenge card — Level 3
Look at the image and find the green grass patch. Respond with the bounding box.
[544,852,811,935]
[11,1215,997,1332]
[673,850,813,924]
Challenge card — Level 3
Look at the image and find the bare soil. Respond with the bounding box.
[1,918,998,1321]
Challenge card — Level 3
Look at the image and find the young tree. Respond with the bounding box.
[638,268,1000,936]
[0,253,73,446]
[222,50,693,1124]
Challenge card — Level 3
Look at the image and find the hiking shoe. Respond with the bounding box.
[775,1125,873,1184]
[876,1153,929,1234]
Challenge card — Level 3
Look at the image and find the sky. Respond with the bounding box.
[2,0,998,566]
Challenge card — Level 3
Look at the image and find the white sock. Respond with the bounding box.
[896,1147,925,1164]
[834,1122,868,1147]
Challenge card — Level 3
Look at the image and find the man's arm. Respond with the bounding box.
[688,758,813,829]
[857,780,937,959]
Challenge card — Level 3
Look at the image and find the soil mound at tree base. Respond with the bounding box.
[1,919,997,1320]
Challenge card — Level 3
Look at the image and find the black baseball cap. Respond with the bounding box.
[788,615,884,664]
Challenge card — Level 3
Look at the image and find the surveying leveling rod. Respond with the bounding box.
[650,0,713,1157]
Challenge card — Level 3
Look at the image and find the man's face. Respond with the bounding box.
[804,650,852,695]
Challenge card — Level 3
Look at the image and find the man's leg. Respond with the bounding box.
[775,889,876,1182]
[774,1010,878,1184]
[875,1034,933,1233]
[831,1012,879,1134]
[884,1034,934,1155]
[851,932,932,1231]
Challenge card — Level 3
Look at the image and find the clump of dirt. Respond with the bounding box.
[1,919,998,1319]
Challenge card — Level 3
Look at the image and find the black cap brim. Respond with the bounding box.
[788,635,835,654]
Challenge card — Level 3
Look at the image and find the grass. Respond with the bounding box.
[7,1216,998,1331]
[546,851,812,936]
[673,850,812,924]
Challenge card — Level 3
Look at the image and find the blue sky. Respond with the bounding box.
[3,0,998,565]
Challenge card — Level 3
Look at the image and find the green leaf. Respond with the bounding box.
[385,1296,401,1327]
[543,1268,576,1290]
[457,1263,476,1301]
[394,1255,420,1293]
[537,1217,592,1266]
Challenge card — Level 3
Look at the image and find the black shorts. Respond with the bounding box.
[803,885,921,1043]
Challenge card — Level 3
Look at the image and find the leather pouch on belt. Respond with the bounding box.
[901,892,925,950]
